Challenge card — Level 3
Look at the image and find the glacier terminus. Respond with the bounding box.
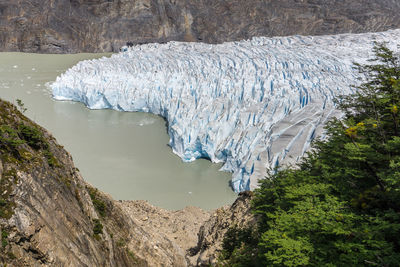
[52,30,400,192]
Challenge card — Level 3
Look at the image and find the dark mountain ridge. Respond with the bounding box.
[1,0,400,53]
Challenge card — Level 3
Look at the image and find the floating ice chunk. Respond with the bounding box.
[138,118,156,126]
[51,30,400,192]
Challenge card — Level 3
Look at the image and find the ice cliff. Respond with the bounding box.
[52,30,400,192]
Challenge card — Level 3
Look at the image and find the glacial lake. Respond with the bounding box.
[0,53,237,210]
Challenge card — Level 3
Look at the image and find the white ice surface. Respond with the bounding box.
[52,30,400,192]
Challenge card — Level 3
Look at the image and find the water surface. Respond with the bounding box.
[0,53,237,210]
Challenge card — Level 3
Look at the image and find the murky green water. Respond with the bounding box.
[0,53,237,210]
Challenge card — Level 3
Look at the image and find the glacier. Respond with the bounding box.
[51,30,400,192]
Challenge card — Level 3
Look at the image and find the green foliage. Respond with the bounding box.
[87,187,107,217]
[219,226,260,266]
[0,169,17,219]
[15,99,27,113]
[0,119,58,167]
[0,125,24,152]
[221,44,400,266]
[1,230,8,248]
[92,219,103,237]
[17,123,59,167]
[117,238,126,247]
[0,199,10,219]
[18,124,47,150]
[0,100,63,222]
[44,150,58,167]
[222,226,256,258]
[127,249,138,262]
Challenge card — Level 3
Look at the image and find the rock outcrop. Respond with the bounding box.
[1,0,400,53]
[0,99,146,266]
[189,191,257,266]
[0,98,254,266]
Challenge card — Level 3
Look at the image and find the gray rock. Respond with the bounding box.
[1,0,400,53]
[0,99,253,266]
[189,191,258,266]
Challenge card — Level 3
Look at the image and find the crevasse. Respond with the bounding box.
[51,30,400,192]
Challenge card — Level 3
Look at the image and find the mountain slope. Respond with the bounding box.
[0,99,145,265]
[0,98,253,266]
[1,0,400,53]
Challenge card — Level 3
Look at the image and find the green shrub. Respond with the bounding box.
[93,219,103,236]
[1,230,8,248]
[16,99,27,113]
[18,124,47,150]
[88,187,107,217]
[221,226,257,259]
[44,150,58,167]
[0,125,24,151]
[0,199,9,219]
[127,249,139,263]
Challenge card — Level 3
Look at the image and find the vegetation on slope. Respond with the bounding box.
[0,100,147,266]
[219,44,400,266]
[0,99,64,262]
[0,100,59,221]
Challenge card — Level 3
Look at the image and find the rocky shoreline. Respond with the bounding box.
[0,99,255,266]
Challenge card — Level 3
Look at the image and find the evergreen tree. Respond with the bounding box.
[220,44,400,266]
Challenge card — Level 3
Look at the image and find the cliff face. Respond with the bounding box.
[1,0,400,53]
[0,98,255,266]
[0,99,145,266]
